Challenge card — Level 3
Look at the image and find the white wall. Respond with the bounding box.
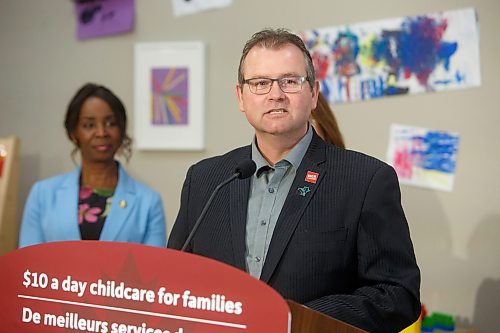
[1,1,499,331]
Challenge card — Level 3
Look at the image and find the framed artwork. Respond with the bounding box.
[134,42,205,150]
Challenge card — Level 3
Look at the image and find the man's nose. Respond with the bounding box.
[268,80,285,99]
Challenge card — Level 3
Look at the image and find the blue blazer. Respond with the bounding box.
[19,163,167,248]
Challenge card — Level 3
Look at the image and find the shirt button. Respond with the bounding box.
[260,220,267,226]
[268,188,274,193]
[255,256,261,262]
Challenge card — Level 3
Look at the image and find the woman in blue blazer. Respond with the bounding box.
[19,83,166,247]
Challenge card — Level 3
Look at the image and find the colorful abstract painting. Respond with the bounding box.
[135,42,204,150]
[386,124,460,191]
[151,68,188,125]
[299,7,480,104]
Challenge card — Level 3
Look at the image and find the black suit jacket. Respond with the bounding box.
[168,132,420,332]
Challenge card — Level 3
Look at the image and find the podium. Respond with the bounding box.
[288,300,367,333]
[0,241,365,332]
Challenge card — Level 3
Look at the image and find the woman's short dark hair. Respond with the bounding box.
[65,83,132,161]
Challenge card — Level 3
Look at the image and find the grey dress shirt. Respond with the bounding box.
[245,126,313,278]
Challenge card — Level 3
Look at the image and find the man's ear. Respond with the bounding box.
[235,84,245,113]
[311,80,320,110]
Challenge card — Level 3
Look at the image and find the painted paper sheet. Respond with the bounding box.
[0,145,6,178]
[171,0,233,17]
[299,7,481,104]
[75,0,135,40]
[386,124,460,192]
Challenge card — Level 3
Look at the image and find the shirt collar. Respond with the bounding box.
[251,124,313,177]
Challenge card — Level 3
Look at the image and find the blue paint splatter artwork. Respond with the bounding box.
[300,7,480,104]
[386,124,460,192]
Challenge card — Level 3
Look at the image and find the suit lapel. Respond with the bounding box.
[260,134,328,283]
[229,147,252,271]
[53,169,81,240]
[100,164,136,241]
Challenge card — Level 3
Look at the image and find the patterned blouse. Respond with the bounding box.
[78,186,115,240]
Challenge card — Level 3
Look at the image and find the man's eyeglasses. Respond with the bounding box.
[243,76,307,95]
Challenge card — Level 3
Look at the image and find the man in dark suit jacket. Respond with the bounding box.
[168,28,420,332]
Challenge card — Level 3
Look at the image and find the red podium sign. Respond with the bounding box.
[0,241,290,332]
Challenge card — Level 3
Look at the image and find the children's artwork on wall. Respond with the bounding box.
[75,0,135,40]
[171,0,233,17]
[134,42,205,150]
[386,124,460,192]
[299,7,480,104]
